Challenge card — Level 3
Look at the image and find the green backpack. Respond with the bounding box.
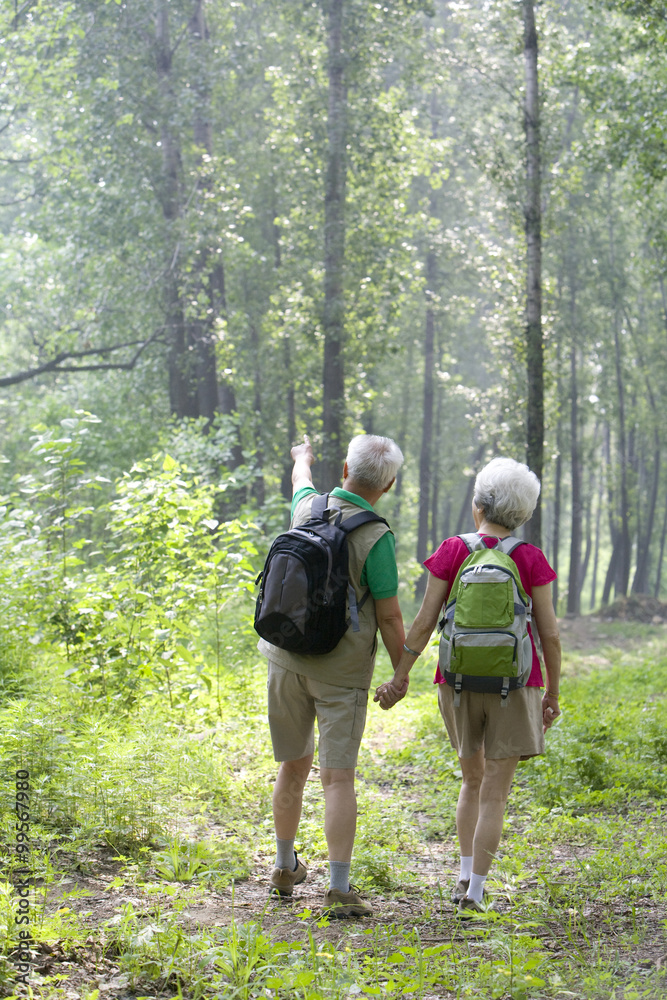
[438,533,533,707]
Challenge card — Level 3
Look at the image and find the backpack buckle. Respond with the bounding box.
[500,677,510,707]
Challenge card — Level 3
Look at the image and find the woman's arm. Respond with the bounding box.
[531,583,562,731]
[374,571,449,709]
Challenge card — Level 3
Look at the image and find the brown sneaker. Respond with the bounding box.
[323,885,372,919]
[457,895,489,918]
[451,878,469,905]
[269,855,307,898]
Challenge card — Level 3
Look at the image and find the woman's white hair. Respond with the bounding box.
[473,457,540,531]
[345,434,404,491]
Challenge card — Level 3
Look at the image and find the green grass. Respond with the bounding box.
[0,625,666,998]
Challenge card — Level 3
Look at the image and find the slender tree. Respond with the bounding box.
[188,0,226,426]
[522,0,543,546]
[551,298,563,611]
[416,252,436,596]
[606,197,632,597]
[321,0,348,485]
[155,3,194,420]
[566,269,583,615]
[627,309,661,594]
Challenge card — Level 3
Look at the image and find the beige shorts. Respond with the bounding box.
[267,661,368,769]
[437,683,545,760]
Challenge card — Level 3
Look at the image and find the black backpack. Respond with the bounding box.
[254,493,388,655]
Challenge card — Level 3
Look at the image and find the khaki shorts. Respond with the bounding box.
[437,683,544,760]
[267,661,368,769]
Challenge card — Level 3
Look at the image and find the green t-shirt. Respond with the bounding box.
[291,486,398,600]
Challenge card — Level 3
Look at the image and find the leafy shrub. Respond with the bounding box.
[2,419,260,709]
[522,653,667,811]
[65,453,258,708]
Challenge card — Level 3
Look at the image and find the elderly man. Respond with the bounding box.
[257,433,405,917]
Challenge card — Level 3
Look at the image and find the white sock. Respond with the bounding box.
[467,872,487,903]
[329,860,351,893]
[459,856,473,882]
[275,838,296,870]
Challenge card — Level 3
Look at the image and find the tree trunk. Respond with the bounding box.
[166,276,197,419]
[201,258,227,424]
[156,5,196,419]
[522,0,543,547]
[579,425,599,606]
[188,0,222,427]
[651,275,667,597]
[631,441,659,594]
[552,445,561,610]
[627,304,662,594]
[280,325,297,504]
[654,489,667,599]
[431,349,444,552]
[454,443,486,536]
[156,2,223,425]
[415,250,436,598]
[321,0,347,486]
[392,337,414,529]
[552,323,563,611]
[590,474,602,611]
[606,192,631,596]
[269,195,297,502]
[567,296,583,615]
[580,494,593,605]
[249,323,265,508]
[415,90,441,597]
[601,423,619,607]
[611,313,631,596]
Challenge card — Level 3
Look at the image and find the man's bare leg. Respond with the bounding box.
[273,754,313,845]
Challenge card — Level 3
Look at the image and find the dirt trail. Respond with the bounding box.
[8,611,667,997]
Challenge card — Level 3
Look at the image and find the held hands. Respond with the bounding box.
[373,676,409,711]
[542,692,561,733]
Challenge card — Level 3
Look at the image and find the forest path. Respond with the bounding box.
[19,611,667,997]
[35,788,666,998]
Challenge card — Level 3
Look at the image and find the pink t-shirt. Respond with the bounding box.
[424,534,557,687]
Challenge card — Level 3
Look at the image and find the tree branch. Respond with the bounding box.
[0,189,40,206]
[0,331,164,388]
[8,0,38,30]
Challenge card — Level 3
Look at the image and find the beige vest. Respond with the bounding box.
[257,494,392,689]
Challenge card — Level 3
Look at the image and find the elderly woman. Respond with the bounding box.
[376,458,561,915]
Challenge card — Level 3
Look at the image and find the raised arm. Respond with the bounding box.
[291,435,315,494]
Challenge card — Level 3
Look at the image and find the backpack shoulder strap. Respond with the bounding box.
[495,536,531,606]
[340,509,389,534]
[439,534,482,629]
[459,532,484,552]
[308,494,387,533]
[324,505,389,632]
[496,536,526,557]
[343,510,389,631]
[309,492,330,520]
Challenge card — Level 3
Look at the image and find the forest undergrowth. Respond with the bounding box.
[1,614,666,1000]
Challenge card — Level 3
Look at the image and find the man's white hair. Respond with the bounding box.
[473,457,540,531]
[345,434,404,491]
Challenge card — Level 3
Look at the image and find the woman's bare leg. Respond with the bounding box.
[456,748,485,856]
[471,755,519,876]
